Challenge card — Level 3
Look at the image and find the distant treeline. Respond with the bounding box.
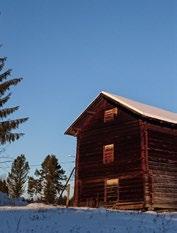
[0,154,70,204]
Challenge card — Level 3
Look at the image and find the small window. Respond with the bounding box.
[105,178,119,204]
[106,178,119,186]
[104,108,118,122]
[103,144,114,164]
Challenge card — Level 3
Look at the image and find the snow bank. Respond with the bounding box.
[0,206,177,233]
[0,192,27,206]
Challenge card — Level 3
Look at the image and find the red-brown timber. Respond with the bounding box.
[67,95,177,210]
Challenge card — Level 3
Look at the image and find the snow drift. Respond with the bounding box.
[0,192,27,206]
[0,205,177,233]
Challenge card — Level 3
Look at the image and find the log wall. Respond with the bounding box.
[75,99,144,208]
[147,124,177,209]
[72,96,177,210]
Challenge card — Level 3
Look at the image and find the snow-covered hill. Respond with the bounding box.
[0,192,27,206]
[0,204,177,233]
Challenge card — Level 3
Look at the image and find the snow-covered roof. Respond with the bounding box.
[102,91,177,124]
[65,91,177,136]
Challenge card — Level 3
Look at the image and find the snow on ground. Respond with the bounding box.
[0,205,177,233]
[0,192,27,206]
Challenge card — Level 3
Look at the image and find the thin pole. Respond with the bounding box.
[59,167,75,200]
[66,184,70,208]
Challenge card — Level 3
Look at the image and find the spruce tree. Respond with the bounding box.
[31,154,66,204]
[7,154,29,198]
[0,56,28,145]
[0,178,8,194]
[28,176,42,200]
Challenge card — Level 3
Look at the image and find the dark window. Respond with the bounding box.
[103,144,114,164]
[104,108,118,122]
[105,178,119,205]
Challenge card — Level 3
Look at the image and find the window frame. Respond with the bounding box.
[104,178,119,204]
[103,143,114,164]
[104,107,118,123]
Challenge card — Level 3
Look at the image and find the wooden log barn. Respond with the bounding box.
[65,91,177,210]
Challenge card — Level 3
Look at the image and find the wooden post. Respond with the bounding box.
[74,136,80,206]
[66,184,70,208]
[139,120,151,209]
[58,167,75,203]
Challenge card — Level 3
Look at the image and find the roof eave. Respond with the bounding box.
[65,91,177,137]
[64,92,104,136]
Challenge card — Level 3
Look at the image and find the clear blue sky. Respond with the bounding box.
[0,0,177,178]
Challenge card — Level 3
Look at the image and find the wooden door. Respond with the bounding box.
[105,178,119,206]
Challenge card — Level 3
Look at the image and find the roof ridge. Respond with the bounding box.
[102,91,177,124]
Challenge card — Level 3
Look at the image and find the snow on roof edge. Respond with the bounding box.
[65,91,177,136]
[102,91,177,124]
